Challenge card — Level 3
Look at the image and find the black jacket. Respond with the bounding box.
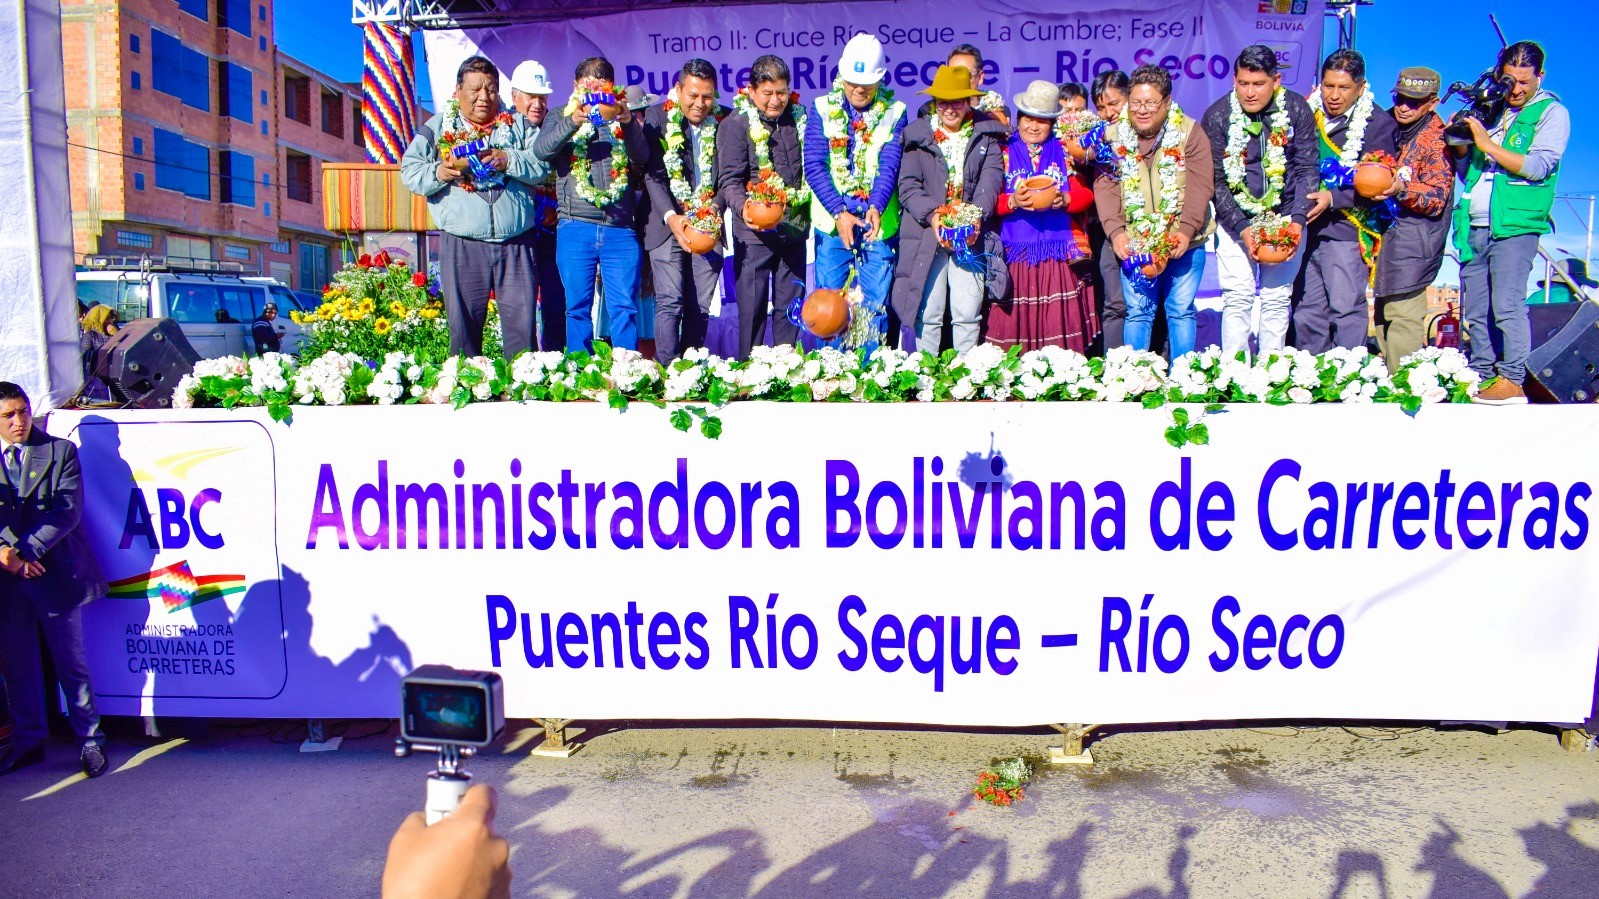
[1374,113,1455,298]
[642,104,731,252]
[1308,103,1400,244]
[890,113,1010,327]
[0,429,107,614]
[716,104,807,245]
[532,110,649,230]
[1201,89,1321,240]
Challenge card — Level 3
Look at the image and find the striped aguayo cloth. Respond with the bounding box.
[322,163,432,232]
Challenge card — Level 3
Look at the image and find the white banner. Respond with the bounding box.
[424,0,1324,120]
[49,403,1599,727]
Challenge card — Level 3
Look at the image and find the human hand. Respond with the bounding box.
[1169,231,1192,259]
[835,211,862,249]
[1289,222,1303,244]
[482,150,509,173]
[1307,190,1332,222]
[864,207,882,242]
[1012,185,1034,211]
[0,545,22,575]
[381,784,511,899]
[21,560,44,578]
[1467,117,1492,152]
[437,162,463,183]
[1242,228,1259,257]
[741,202,769,232]
[1111,232,1131,261]
[1049,189,1066,210]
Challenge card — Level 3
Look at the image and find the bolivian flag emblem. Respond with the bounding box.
[106,561,247,612]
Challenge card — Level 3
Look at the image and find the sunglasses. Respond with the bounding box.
[1390,93,1435,109]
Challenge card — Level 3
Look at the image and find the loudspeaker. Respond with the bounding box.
[96,318,201,408]
[1525,301,1599,403]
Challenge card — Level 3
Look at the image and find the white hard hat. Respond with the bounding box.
[838,33,887,85]
[510,60,553,95]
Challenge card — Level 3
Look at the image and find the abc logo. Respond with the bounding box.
[119,487,225,550]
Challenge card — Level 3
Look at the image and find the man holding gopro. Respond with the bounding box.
[382,784,511,899]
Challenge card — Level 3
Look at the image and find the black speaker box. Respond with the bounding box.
[1525,301,1599,403]
[96,318,201,408]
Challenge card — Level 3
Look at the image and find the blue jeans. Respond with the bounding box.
[1122,247,1205,359]
[1459,228,1536,384]
[557,219,641,352]
[814,229,896,349]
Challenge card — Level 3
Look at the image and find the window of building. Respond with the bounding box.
[225,244,251,261]
[285,151,313,203]
[218,0,252,37]
[320,88,344,138]
[167,235,212,261]
[153,129,210,199]
[260,88,268,107]
[218,62,253,123]
[262,172,270,187]
[132,137,143,155]
[130,34,140,54]
[284,72,310,125]
[258,35,266,52]
[151,30,209,111]
[259,4,266,20]
[353,100,364,146]
[269,239,290,254]
[260,120,268,136]
[219,150,255,207]
[117,230,153,249]
[264,202,271,217]
[131,72,141,91]
[134,172,145,191]
[176,0,207,22]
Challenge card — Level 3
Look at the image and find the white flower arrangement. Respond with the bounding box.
[1307,86,1375,170]
[1223,87,1290,216]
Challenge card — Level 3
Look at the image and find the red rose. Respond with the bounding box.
[373,251,393,267]
[357,253,373,268]
[412,272,427,287]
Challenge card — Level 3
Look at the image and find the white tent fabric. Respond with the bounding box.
[0,0,83,412]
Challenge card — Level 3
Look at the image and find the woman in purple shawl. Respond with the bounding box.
[986,81,1099,352]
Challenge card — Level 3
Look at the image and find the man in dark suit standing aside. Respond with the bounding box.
[644,59,729,365]
[718,55,808,360]
[0,382,109,777]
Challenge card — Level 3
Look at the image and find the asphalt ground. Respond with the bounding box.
[0,719,1596,898]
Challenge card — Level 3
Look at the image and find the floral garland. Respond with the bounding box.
[974,90,1006,115]
[662,98,722,211]
[1115,102,1187,254]
[1307,86,1375,170]
[1223,87,1290,217]
[932,113,975,201]
[733,90,812,209]
[821,78,898,202]
[562,85,631,207]
[437,100,517,193]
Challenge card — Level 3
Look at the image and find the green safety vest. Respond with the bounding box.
[809,94,905,239]
[1453,97,1560,263]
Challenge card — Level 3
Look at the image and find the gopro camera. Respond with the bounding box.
[396,665,506,824]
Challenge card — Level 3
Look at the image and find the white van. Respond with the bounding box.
[75,256,311,359]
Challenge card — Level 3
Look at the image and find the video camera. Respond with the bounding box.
[1443,69,1514,147]
[395,665,505,824]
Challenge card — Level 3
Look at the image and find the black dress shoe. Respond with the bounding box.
[0,744,45,776]
[81,743,108,778]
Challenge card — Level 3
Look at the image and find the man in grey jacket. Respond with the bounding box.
[533,57,650,352]
[401,56,547,359]
[0,382,109,778]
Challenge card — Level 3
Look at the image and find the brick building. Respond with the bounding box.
[62,0,379,291]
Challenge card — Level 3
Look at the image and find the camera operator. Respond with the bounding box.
[1452,40,1570,404]
[383,783,511,899]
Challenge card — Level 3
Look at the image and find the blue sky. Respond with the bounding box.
[275,0,1594,274]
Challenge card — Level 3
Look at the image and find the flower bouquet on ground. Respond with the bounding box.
[744,175,789,231]
[680,204,722,254]
[973,758,1031,807]
[1354,149,1398,199]
[934,201,982,250]
[1245,212,1299,265]
[577,77,619,123]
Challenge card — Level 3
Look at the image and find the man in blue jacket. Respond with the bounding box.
[402,56,548,359]
[0,382,109,777]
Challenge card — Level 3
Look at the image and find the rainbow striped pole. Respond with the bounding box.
[361,23,418,165]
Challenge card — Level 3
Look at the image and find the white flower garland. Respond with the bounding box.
[733,92,812,208]
[663,99,721,210]
[1223,87,1290,217]
[1114,103,1187,250]
[1307,86,1374,169]
[932,114,975,198]
[561,88,631,208]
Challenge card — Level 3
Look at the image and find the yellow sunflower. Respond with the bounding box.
[374,317,392,335]
[389,301,406,317]
[419,308,440,320]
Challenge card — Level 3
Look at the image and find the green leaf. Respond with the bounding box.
[1164,426,1187,448]
[1401,395,1424,415]
[267,402,293,424]
[788,384,813,403]
[607,389,629,411]
[1142,391,1166,410]
[1171,406,1189,426]
[669,408,692,431]
[700,415,723,439]
[706,379,731,407]
[1189,423,1209,445]
[1205,403,1225,414]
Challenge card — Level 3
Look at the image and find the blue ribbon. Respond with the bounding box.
[584,92,616,130]
[451,138,501,187]
[1080,122,1117,167]
[1318,157,1354,189]
[1121,252,1157,292]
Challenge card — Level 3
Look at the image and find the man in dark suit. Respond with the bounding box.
[643,58,729,364]
[0,381,109,777]
[718,55,808,361]
[252,302,281,355]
